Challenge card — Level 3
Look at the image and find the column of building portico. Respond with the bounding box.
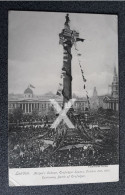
[83,103,85,111]
[37,103,39,110]
[38,103,39,111]
[28,103,29,113]
[114,102,116,111]
[31,103,32,113]
[25,103,26,113]
[22,103,24,113]
[116,102,118,111]
[112,102,114,110]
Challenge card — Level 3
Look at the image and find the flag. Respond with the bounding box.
[29,84,35,88]
[77,53,82,56]
[56,91,62,96]
[76,38,85,42]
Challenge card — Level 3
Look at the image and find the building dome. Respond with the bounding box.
[24,87,33,94]
[24,87,33,99]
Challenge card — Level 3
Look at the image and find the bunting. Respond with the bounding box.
[76,38,85,42]
[58,29,91,110]
[56,65,64,96]
[74,43,91,110]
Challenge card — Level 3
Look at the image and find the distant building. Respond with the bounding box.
[90,87,99,110]
[8,86,88,114]
[103,67,119,111]
[90,67,119,111]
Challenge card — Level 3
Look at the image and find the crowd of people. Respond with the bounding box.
[9,112,56,125]
[8,109,119,168]
[9,134,118,168]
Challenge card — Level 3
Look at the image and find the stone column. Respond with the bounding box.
[116,103,118,111]
[112,102,114,110]
[28,103,29,113]
[25,103,26,113]
[31,103,32,113]
[23,103,25,112]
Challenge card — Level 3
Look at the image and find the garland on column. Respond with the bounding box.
[56,65,70,101]
[57,36,73,101]
[74,43,91,110]
[57,26,90,109]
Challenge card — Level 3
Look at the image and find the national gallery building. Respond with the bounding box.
[8,88,88,115]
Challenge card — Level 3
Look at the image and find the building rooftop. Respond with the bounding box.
[24,87,33,94]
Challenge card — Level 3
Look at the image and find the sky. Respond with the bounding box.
[8,11,118,97]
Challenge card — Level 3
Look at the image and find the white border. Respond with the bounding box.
[9,165,119,186]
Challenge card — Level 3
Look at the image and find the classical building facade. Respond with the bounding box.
[8,87,88,114]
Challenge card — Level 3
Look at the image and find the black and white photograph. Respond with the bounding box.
[8,11,119,186]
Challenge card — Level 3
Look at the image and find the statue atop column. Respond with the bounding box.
[65,14,70,26]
